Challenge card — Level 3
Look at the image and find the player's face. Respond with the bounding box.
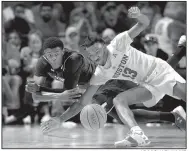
[86,43,107,65]
[44,47,63,69]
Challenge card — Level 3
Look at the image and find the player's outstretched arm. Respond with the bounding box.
[32,90,81,103]
[127,6,150,40]
[58,85,100,122]
[40,85,100,134]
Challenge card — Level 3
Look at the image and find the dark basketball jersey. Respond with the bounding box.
[35,49,96,89]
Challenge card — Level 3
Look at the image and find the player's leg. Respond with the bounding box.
[167,35,186,68]
[168,35,186,101]
[113,86,152,147]
[113,86,152,126]
[173,81,186,101]
[104,103,186,130]
[94,79,186,131]
[92,79,138,124]
[132,107,186,130]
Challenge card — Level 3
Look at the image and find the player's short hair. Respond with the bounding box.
[81,32,105,48]
[42,37,64,53]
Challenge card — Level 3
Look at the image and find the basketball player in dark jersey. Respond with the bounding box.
[26,37,96,100]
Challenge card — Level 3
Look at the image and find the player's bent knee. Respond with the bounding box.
[113,96,128,106]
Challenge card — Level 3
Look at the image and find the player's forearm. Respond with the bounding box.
[59,101,84,122]
[32,92,61,102]
[136,14,150,27]
[39,86,65,93]
[59,85,100,122]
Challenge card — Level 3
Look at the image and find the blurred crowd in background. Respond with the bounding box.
[2,1,186,126]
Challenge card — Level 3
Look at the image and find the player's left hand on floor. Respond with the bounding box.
[40,117,61,134]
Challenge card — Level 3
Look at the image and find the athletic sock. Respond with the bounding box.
[160,112,175,123]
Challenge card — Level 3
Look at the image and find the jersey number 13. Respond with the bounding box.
[122,67,137,79]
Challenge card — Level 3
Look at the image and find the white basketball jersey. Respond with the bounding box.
[90,31,157,85]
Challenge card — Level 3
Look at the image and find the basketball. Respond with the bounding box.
[80,104,107,130]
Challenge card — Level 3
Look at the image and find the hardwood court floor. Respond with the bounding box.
[2,123,186,148]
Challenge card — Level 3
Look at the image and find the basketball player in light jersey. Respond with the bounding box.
[40,7,186,147]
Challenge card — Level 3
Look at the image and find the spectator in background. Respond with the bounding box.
[28,30,43,59]
[2,58,22,124]
[5,30,22,64]
[102,28,116,44]
[3,2,35,24]
[143,34,168,61]
[65,26,80,52]
[34,2,66,39]
[4,4,33,46]
[140,4,162,34]
[77,19,93,56]
[98,2,134,34]
[69,7,86,27]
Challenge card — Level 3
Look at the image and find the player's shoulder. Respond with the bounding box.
[35,56,51,71]
[64,48,84,61]
[37,56,49,66]
[63,49,85,69]
[109,31,131,46]
[90,66,108,85]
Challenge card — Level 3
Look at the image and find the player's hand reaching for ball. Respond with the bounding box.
[128,6,141,18]
[40,117,61,134]
[25,81,40,93]
[59,87,84,100]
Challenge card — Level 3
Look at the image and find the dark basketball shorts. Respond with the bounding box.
[92,79,138,110]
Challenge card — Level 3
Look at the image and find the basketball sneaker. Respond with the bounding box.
[171,106,186,131]
[114,129,151,147]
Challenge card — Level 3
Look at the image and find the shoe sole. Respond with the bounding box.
[114,137,151,147]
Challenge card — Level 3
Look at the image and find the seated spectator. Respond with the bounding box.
[97,2,134,34]
[143,34,169,61]
[3,2,35,24]
[69,3,99,31]
[69,7,85,27]
[5,30,22,64]
[4,4,33,47]
[102,28,116,44]
[34,2,66,39]
[140,4,162,34]
[28,30,43,58]
[65,26,80,52]
[2,58,22,124]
